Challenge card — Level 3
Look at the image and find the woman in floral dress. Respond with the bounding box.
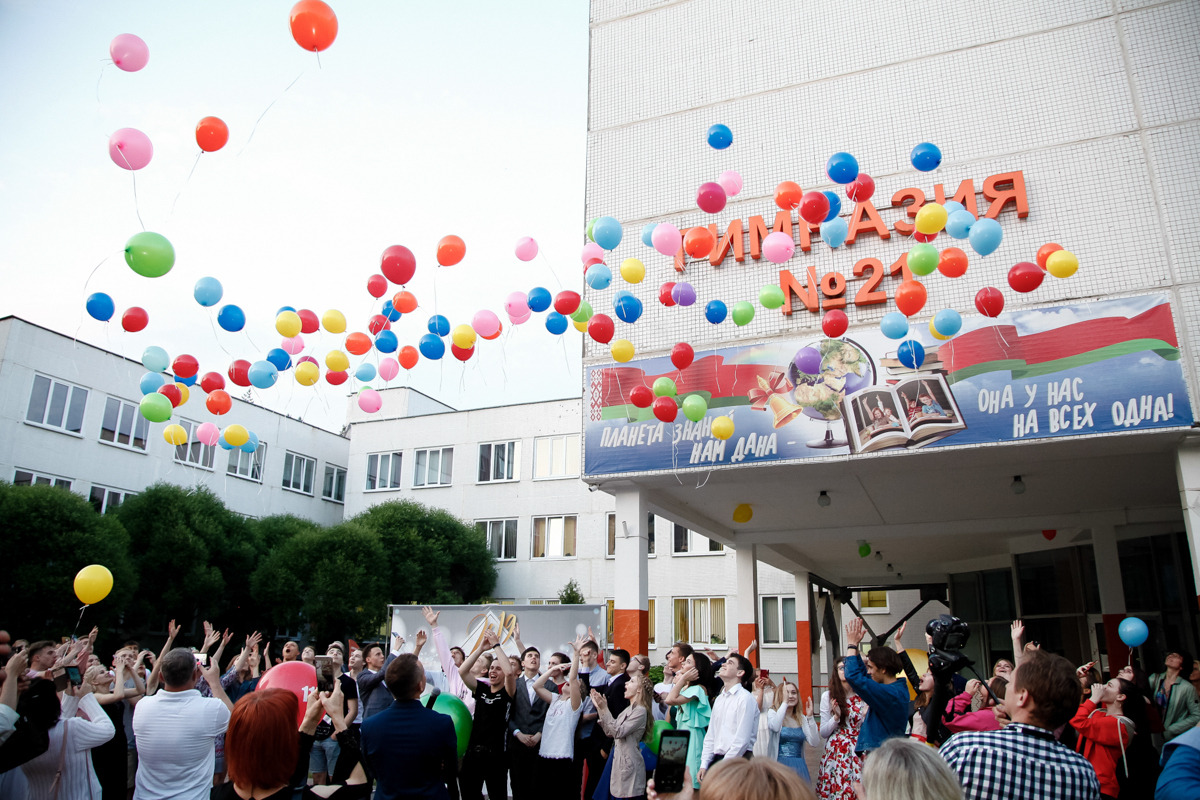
[815,657,867,800]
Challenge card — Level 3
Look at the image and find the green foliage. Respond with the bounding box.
[648,664,664,686]
[558,578,586,604]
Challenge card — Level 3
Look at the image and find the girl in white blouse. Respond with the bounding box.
[22,683,115,800]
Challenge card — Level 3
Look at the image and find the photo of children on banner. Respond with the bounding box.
[842,374,966,454]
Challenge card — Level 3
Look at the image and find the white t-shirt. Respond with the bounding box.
[132,689,230,800]
[540,693,584,760]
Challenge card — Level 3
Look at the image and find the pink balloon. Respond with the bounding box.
[109,34,149,72]
[378,358,400,381]
[296,355,318,366]
[651,223,682,256]
[581,242,604,266]
[696,182,727,214]
[358,388,382,413]
[762,231,795,264]
[472,309,502,338]
[515,237,538,261]
[719,170,743,197]
[505,291,529,318]
[108,128,153,170]
[508,308,532,325]
[195,422,220,447]
[281,335,304,355]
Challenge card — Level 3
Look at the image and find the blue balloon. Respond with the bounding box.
[705,300,727,324]
[374,329,398,353]
[592,216,623,251]
[880,312,909,340]
[139,371,166,395]
[356,363,377,382]
[247,360,278,389]
[943,200,966,215]
[641,222,657,248]
[419,333,446,360]
[217,433,235,451]
[175,373,197,387]
[142,346,169,372]
[585,264,613,290]
[968,217,1003,256]
[614,293,643,323]
[240,431,259,454]
[527,287,552,313]
[945,210,975,240]
[217,304,245,332]
[194,277,223,307]
[86,292,115,321]
[427,315,451,337]
[822,191,842,222]
[276,306,296,315]
[381,301,402,322]
[820,217,849,249]
[910,142,942,172]
[933,309,963,338]
[266,348,292,371]
[897,339,925,370]
[545,312,568,335]
[826,152,859,184]
[1118,617,1149,647]
[707,123,732,150]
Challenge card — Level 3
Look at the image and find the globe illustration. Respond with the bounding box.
[785,338,875,447]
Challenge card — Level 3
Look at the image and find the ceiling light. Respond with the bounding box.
[875,551,882,561]
[1011,475,1026,495]
[886,563,894,573]
[818,490,831,507]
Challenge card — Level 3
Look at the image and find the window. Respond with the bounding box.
[761,596,798,644]
[858,590,889,614]
[322,464,347,502]
[89,485,134,514]
[282,452,316,495]
[607,513,656,557]
[365,452,402,490]
[672,524,724,555]
[26,375,87,434]
[532,515,577,559]
[175,420,215,469]
[478,441,519,483]
[98,397,148,452]
[673,597,727,645]
[414,447,453,487]
[529,599,561,605]
[477,519,518,560]
[13,469,72,490]
[533,434,580,479]
[228,442,267,482]
[604,598,657,647]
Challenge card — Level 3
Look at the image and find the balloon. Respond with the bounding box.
[821,217,848,249]
[450,324,476,351]
[374,329,398,353]
[614,294,643,324]
[731,301,754,326]
[652,396,678,422]
[172,354,199,379]
[156,383,182,408]
[295,361,319,386]
[1046,250,1079,279]
[592,216,623,250]
[419,333,446,360]
[711,416,734,440]
[968,217,1003,256]
[177,373,197,389]
[1037,243,1064,270]
[546,312,569,335]
[630,385,653,408]
[325,370,348,386]
[653,377,677,397]
[580,242,606,269]
[914,231,938,244]
[682,395,708,423]
[200,372,225,393]
[108,128,153,170]
[554,291,581,315]
[109,34,148,71]
[944,201,966,215]
[774,181,802,211]
[640,222,657,248]
[586,219,597,244]
[277,335,304,357]
[651,223,681,256]
[732,503,753,524]
[659,283,677,307]
[707,123,732,149]
[1008,261,1045,293]
[858,543,872,558]
[1118,617,1149,648]
[372,358,397,381]
[163,423,187,446]
[938,247,969,278]
[139,392,172,423]
[671,343,694,371]
[289,0,338,51]
[248,360,279,389]
[240,431,259,454]
[86,292,115,321]
[683,227,715,259]
[945,210,975,240]
[620,258,645,284]
[436,235,466,266]
[705,300,727,324]
[274,311,301,338]
[910,142,942,172]
[196,421,220,446]
[344,332,372,356]
[430,692,473,760]
[846,173,875,203]
[473,310,502,339]
[298,309,319,334]
[451,343,474,362]
[362,274,387,300]
[526,288,552,313]
[74,565,114,605]
[611,339,635,363]
[357,388,382,413]
[799,191,830,225]
[325,350,349,372]
[826,152,859,184]
[392,347,416,373]
[907,244,938,276]
[217,305,245,332]
[880,312,909,340]
[696,182,727,214]
[121,307,148,333]
[390,291,417,315]
[822,309,848,338]
[671,283,696,307]
[933,309,963,338]
[895,280,927,317]
[762,231,795,264]
[587,314,614,344]
[139,372,166,395]
[374,247,415,288]
[221,424,247,448]
[124,232,174,278]
[915,203,948,234]
[266,348,292,371]
[142,346,169,373]
[822,191,842,222]
[585,264,613,290]
[195,117,229,152]
[898,340,925,370]
[570,301,594,323]
[514,237,538,261]
[322,309,346,333]
[718,170,743,197]
[975,287,1005,317]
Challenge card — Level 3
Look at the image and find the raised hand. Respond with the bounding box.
[1010,620,1024,641]
[804,696,814,716]
[845,617,865,647]
[167,619,180,642]
[572,633,589,653]
[894,621,907,651]
[221,630,235,649]
[421,605,439,627]
[415,629,428,648]
[201,623,220,653]
[482,630,500,650]
[590,688,607,710]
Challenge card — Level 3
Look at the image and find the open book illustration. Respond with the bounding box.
[840,374,965,453]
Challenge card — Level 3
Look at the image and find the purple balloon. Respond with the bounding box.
[793,347,822,378]
[671,282,697,307]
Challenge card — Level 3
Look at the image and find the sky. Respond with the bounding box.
[0,0,590,432]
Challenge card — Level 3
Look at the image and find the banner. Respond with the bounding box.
[583,294,1192,476]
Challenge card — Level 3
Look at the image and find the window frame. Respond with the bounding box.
[531,514,578,560]
[857,590,890,615]
[227,441,267,483]
[607,512,657,558]
[605,597,657,649]
[13,468,72,490]
[365,451,403,491]
[414,446,454,488]
[477,440,520,484]
[97,396,149,453]
[760,595,799,646]
[89,484,135,515]
[671,523,725,556]
[532,434,581,480]
[281,451,317,496]
[25,374,88,437]
[322,464,347,503]
[672,596,728,648]
[477,518,518,561]
[174,420,215,470]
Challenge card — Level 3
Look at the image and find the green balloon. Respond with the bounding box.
[759,285,785,310]
[907,243,938,277]
[571,300,594,323]
[732,301,755,326]
[125,231,176,278]
[649,720,674,755]
[858,543,872,558]
[682,394,708,422]
[653,377,677,397]
[586,217,598,243]
[428,691,473,759]
[139,392,173,423]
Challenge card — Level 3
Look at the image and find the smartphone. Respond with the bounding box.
[52,667,69,692]
[314,655,335,692]
[759,669,770,680]
[654,729,691,793]
[580,672,591,692]
[65,665,82,686]
[195,653,209,667]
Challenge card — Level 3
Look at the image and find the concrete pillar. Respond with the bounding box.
[1176,442,1200,613]
[734,543,759,668]
[612,485,649,655]
[1092,521,1129,676]
[794,572,814,703]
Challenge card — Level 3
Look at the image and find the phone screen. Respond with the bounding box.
[65,665,82,686]
[314,655,335,692]
[759,669,769,680]
[654,730,691,793]
[195,653,209,667]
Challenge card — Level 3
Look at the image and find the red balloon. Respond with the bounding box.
[1037,242,1063,270]
[975,287,1005,318]
[630,385,653,408]
[587,314,614,344]
[822,309,849,338]
[436,235,466,267]
[157,384,182,408]
[367,314,391,335]
[297,309,319,334]
[366,274,388,298]
[398,346,419,370]
[325,370,348,386]
[659,283,677,307]
[255,661,316,727]
[938,248,968,278]
[172,354,199,379]
[199,371,225,394]
[121,307,148,333]
[228,359,251,387]
[683,227,714,259]
[671,343,694,371]
[696,182,727,214]
[798,191,830,225]
[1042,529,1057,541]
[393,291,418,314]
[894,279,927,317]
[206,389,232,416]
[289,0,338,52]
[380,245,416,285]
[652,396,678,423]
[451,344,474,362]
[345,332,372,355]
[914,231,938,243]
[774,181,802,211]
[846,173,875,203]
[1008,261,1045,294]
[554,291,581,315]
[195,117,229,152]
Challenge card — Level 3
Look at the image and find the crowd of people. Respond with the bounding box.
[1,612,1199,800]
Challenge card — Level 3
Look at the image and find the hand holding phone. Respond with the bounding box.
[314,655,335,693]
[653,729,692,794]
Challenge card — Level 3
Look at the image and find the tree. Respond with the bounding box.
[0,482,136,638]
[558,578,586,604]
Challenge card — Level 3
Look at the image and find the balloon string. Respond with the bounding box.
[95,62,108,103]
[170,152,205,218]
[74,256,112,346]
[239,70,306,156]
[72,605,90,638]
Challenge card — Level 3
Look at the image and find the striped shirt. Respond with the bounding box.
[941,722,1101,800]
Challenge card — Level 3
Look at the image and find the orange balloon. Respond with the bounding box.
[344,332,372,356]
[938,247,968,278]
[775,181,802,211]
[436,235,466,267]
[1037,242,1063,270]
[894,279,928,317]
[289,0,338,52]
[206,389,232,416]
[398,346,419,370]
[195,117,229,152]
[683,227,715,259]
[393,291,418,314]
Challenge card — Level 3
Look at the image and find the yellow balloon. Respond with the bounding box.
[620,258,646,284]
[611,339,635,363]
[325,350,349,372]
[322,309,347,334]
[174,383,190,406]
[223,424,249,448]
[74,564,114,605]
[1046,249,1079,279]
[904,648,929,700]
[711,415,734,440]
[928,318,950,341]
[162,423,188,445]
[276,310,302,338]
[295,361,319,386]
[732,503,753,524]
[451,324,477,350]
[573,319,588,333]
[915,203,948,234]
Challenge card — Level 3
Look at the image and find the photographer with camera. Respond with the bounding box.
[842,618,910,757]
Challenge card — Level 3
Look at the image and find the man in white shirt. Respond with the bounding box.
[132,648,233,800]
[698,654,758,782]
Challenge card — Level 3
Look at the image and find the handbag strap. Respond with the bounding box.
[50,718,70,800]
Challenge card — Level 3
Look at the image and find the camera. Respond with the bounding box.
[926,614,974,677]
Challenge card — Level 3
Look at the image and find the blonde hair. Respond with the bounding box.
[699,758,815,800]
[773,679,801,723]
[861,737,963,800]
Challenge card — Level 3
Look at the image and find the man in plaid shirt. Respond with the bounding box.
[941,649,1100,799]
